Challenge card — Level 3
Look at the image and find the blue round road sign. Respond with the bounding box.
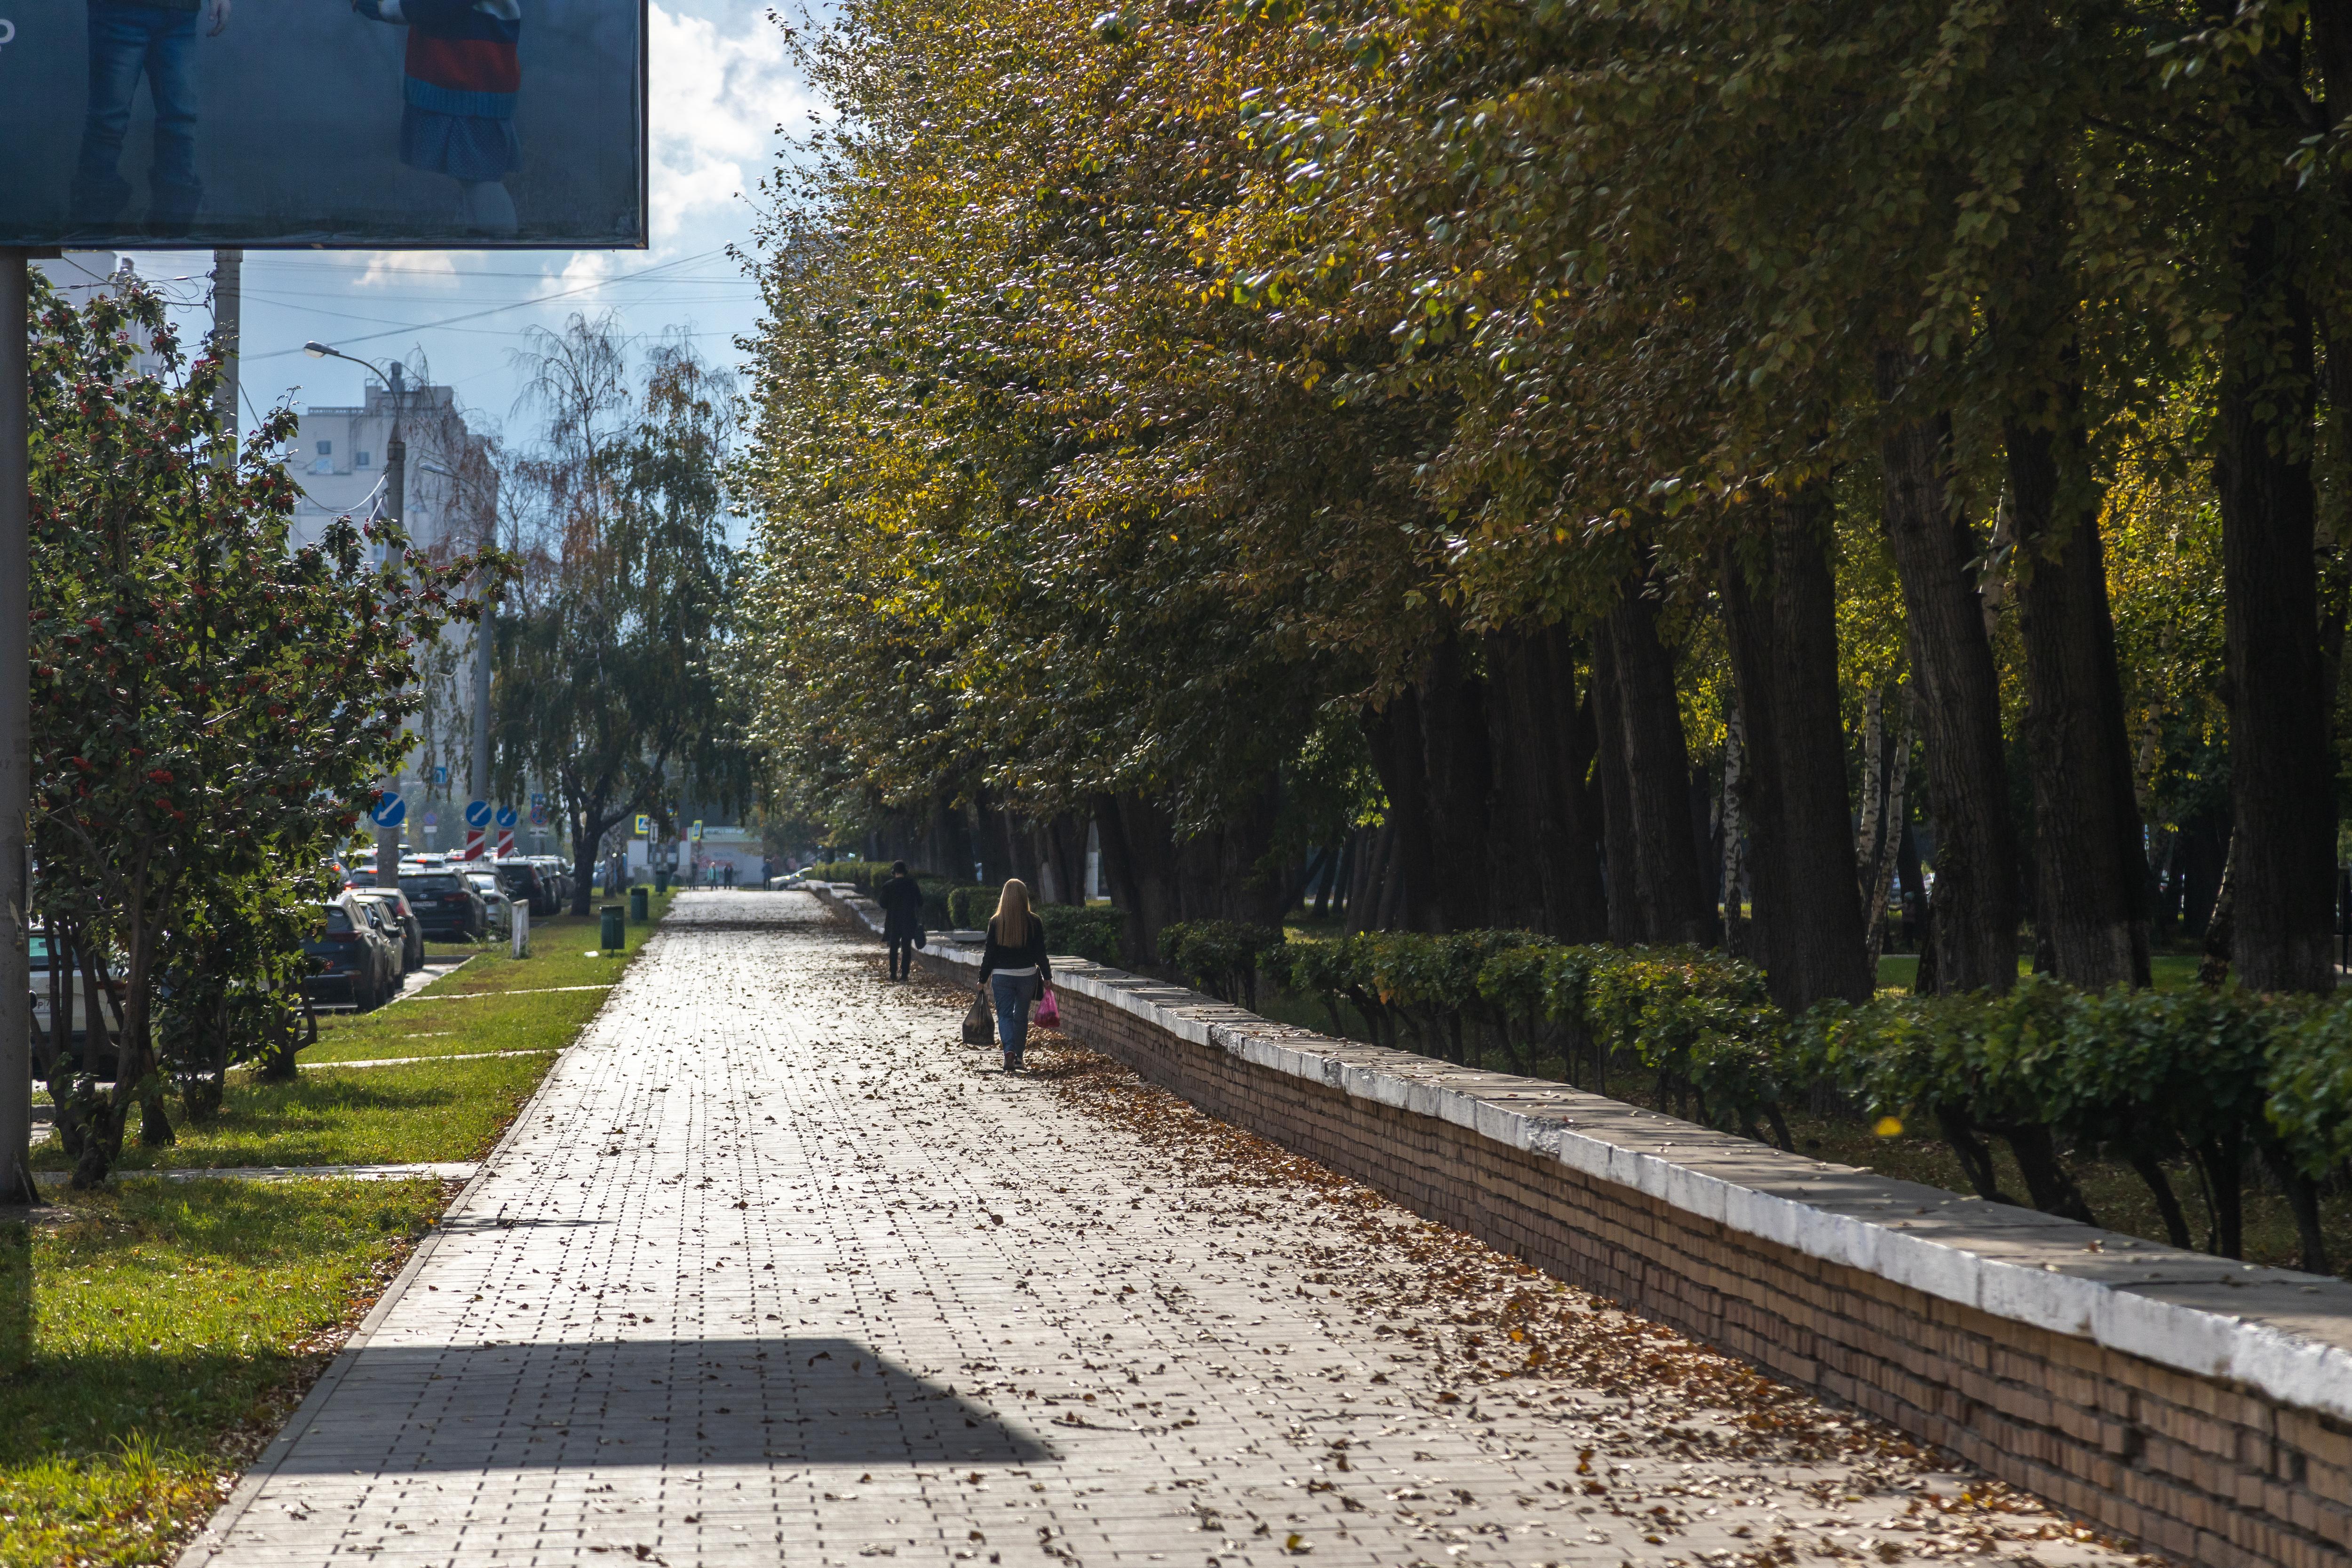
[464,800,492,828]
[495,805,520,829]
[369,792,406,828]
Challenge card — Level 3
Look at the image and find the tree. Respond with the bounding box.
[497,317,747,913]
[26,273,494,1186]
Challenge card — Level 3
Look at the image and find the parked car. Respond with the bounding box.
[354,887,425,973]
[28,932,124,1078]
[530,856,573,910]
[303,893,401,1011]
[493,859,553,917]
[398,868,488,942]
[468,871,514,937]
[358,900,410,993]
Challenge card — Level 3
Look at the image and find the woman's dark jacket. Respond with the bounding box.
[877,874,925,942]
[977,915,1051,987]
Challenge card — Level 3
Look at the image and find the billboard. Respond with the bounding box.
[0,0,644,247]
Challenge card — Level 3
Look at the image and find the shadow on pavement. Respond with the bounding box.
[277,1337,1054,1472]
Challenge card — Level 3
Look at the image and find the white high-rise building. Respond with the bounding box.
[288,381,501,852]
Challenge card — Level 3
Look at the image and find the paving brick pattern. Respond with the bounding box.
[183,892,2136,1568]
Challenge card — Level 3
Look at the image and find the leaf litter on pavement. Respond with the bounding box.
[872,948,2160,1568]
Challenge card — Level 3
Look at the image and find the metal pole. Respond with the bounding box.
[0,253,37,1204]
[470,586,491,827]
[375,365,407,885]
[209,249,240,461]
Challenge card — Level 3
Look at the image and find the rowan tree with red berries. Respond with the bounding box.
[24,272,505,1187]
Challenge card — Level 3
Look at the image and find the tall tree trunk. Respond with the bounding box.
[1170,775,1285,926]
[1589,637,1641,944]
[1719,700,1748,956]
[1716,491,1870,1010]
[1877,350,2022,993]
[1092,792,1180,966]
[1417,640,1494,933]
[2008,395,2152,989]
[1487,626,1608,940]
[1361,698,1438,933]
[933,797,977,886]
[1861,693,1915,979]
[2214,215,2336,994]
[1485,633,1549,933]
[1597,578,1711,945]
[1040,814,1087,905]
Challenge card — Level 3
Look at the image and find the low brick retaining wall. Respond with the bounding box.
[811,883,2352,1568]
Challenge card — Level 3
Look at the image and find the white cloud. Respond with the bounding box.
[353,252,467,289]
[648,1,818,247]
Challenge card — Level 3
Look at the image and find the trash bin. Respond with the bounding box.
[655,868,670,894]
[628,885,649,923]
[600,905,624,951]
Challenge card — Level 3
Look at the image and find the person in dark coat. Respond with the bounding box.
[876,861,925,980]
[975,879,1051,1073]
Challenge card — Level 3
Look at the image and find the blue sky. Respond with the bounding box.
[126,0,818,452]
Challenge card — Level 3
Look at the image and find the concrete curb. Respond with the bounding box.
[174,911,673,1567]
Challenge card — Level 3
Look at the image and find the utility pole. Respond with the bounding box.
[470,524,492,838]
[210,249,240,460]
[376,364,407,886]
[0,252,37,1205]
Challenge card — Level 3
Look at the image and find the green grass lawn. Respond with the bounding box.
[0,1178,444,1567]
[32,888,675,1173]
[1873,950,2204,992]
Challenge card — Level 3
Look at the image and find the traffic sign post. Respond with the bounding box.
[495,804,518,859]
[370,791,407,829]
[461,799,490,862]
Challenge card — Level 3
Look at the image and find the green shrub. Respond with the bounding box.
[1160,920,1287,1008]
[1039,905,1125,967]
[1283,934,1386,1041]
[946,885,998,929]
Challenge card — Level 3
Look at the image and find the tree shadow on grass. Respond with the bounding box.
[0,1180,439,1467]
[39,1059,548,1171]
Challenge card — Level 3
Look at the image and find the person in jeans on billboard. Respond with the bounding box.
[71,0,230,236]
[351,0,521,235]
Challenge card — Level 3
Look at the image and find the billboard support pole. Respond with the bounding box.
[0,252,38,1206]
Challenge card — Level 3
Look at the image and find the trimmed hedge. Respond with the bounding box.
[1279,932,2352,1270]
[946,884,997,930]
[1040,905,1124,967]
[1160,921,1286,1009]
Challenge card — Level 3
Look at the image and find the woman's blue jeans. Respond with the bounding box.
[990,973,1036,1059]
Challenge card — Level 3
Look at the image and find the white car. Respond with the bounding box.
[469,872,514,937]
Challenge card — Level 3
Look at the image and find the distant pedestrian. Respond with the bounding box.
[876,861,925,982]
[976,879,1051,1074]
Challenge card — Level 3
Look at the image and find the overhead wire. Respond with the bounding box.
[243,249,731,363]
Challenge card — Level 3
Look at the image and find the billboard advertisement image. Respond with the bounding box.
[0,0,644,247]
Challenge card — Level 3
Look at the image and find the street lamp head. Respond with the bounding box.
[303,341,334,359]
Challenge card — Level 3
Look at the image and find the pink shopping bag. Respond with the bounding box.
[1034,985,1061,1029]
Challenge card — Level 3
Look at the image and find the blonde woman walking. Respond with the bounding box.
[975,879,1051,1073]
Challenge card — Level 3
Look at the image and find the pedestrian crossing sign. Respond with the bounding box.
[634,814,651,838]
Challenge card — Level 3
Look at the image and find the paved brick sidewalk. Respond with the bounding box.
[182,891,2137,1568]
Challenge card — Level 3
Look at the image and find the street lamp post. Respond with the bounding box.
[304,342,408,885]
